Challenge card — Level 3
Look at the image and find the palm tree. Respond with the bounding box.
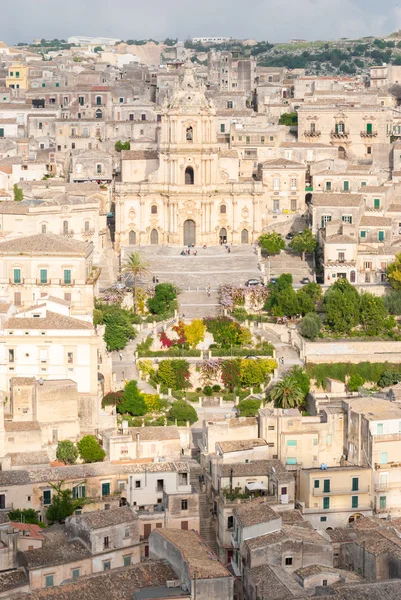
[268,376,304,409]
[121,252,151,313]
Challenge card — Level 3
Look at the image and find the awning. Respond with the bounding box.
[246,482,267,491]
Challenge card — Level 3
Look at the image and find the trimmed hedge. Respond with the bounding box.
[210,347,274,357]
[138,349,201,358]
[306,362,401,388]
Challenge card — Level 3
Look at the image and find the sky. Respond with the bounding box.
[2,0,401,45]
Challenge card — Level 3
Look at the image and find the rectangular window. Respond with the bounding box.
[43,490,51,505]
[287,440,297,446]
[380,452,388,464]
[374,198,381,209]
[72,569,80,580]
[40,269,47,284]
[377,423,383,434]
[285,557,293,566]
[45,575,54,588]
[380,496,387,509]
[323,480,330,493]
[246,136,250,144]
[72,485,86,499]
[104,536,110,549]
[366,122,373,134]
[314,480,320,489]
[321,215,332,228]
[101,482,110,496]
[181,499,188,510]
[290,178,297,190]
[286,458,296,465]
[343,181,349,192]
[378,230,385,242]
[360,230,366,238]
[0,128,4,139]
[325,181,332,191]
[64,269,71,285]
[352,496,359,509]
[342,215,352,224]
[135,480,141,488]
[320,516,327,522]
[273,177,280,191]
[13,269,21,284]
[323,497,330,510]
[338,253,345,263]
[220,124,225,133]
[352,477,359,491]
[103,561,111,571]
[8,349,14,363]
[123,555,131,567]
[327,434,332,445]
[97,164,102,174]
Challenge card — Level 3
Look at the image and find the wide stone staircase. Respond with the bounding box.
[265,249,313,283]
[190,467,218,554]
[124,244,261,319]
[98,247,120,291]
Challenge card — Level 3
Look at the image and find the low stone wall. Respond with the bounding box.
[303,339,401,364]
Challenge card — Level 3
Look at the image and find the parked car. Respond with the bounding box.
[300,277,311,285]
[269,277,277,284]
[245,279,263,287]
[285,232,295,240]
[113,282,126,290]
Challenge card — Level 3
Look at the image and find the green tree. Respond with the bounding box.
[168,400,198,424]
[46,483,82,524]
[8,508,43,525]
[384,290,401,315]
[387,254,401,290]
[240,359,266,387]
[301,282,322,304]
[118,380,147,415]
[279,112,298,126]
[299,312,321,340]
[289,229,317,260]
[237,398,261,417]
[56,440,78,465]
[122,252,151,313]
[348,373,365,392]
[147,283,178,316]
[13,183,23,202]
[258,232,285,255]
[77,435,106,463]
[359,292,388,335]
[378,369,401,388]
[268,376,304,409]
[296,289,316,316]
[288,366,310,400]
[324,278,360,334]
[266,286,299,317]
[156,360,176,389]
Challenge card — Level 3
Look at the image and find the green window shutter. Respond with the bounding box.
[323,497,330,510]
[335,123,339,134]
[45,575,54,588]
[323,479,330,493]
[13,269,21,284]
[380,452,388,464]
[380,496,386,509]
[16,72,19,77]
[286,458,297,465]
[374,198,380,209]
[56,82,59,87]
[377,423,383,434]
[9,72,13,77]
[43,490,51,505]
[72,569,80,580]
[42,83,45,87]
[378,231,385,242]
[343,181,349,191]
[40,269,47,284]
[81,485,86,498]
[361,181,366,186]
[287,440,297,446]
[102,482,110,496]
[64,269,71,285]
[352,478,359,491]
[314,480,320,489]
[220,124,225,133]
[123,555,132,567]
[360,230,366,238]
[320,516,327,522]
[352,496,358,509]
[326,181,331,191]
[367,123,372,134]
[0,129,4,138]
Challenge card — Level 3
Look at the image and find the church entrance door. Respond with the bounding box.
[183,219,196,246]
[219,228,227,244]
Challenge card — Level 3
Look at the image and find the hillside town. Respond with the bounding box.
[0,30,401,600]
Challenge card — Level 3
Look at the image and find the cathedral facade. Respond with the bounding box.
[114,62,265,250]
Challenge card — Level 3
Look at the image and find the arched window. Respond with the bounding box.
[96,96,102,106]
[95,109,102,119]
[41,224,47,234]
[151,205,158,214]
[338,146,346,160]
[129,231,136,245]
[186,126,193,141]
[63,220,68,235]
[241,229,249,244]
[85,221,90,232]
[220,205,227,214]
[185,166,194,185]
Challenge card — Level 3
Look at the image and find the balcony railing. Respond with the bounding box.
[331,130,349,139]
[360,131,378,138]
[304,130,321,138]
[230,531,240,548]
[313,486,370,496]
[230,558,242,577]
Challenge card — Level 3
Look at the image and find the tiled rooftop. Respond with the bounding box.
[235,498,280,527]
